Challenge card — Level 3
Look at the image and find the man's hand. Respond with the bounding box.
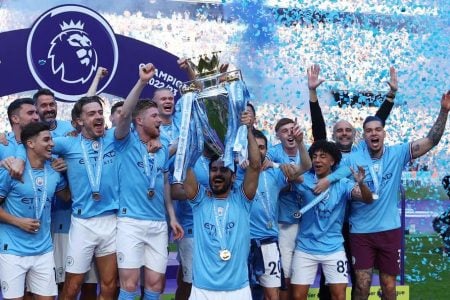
[262,157,272,170]
[147,138,162,154]
[386,67,398,94]
[292,121,304,144]
[0,133,8,146]
[240,159,249,170]
[307,64,325,90]
[241,111,255,129]
[351,165,366,184]
[441,90,450,112]
[170,220,184,240]
[240,111,254,128]
[281,163,302,182]
[65,130,79,137]
[1,157,25,182]
[15,218,41,233]
[140,63,156,83]
[51,158,67,172]
[95,67,108,80]
[314,177,330,194]
[177,58,190,70]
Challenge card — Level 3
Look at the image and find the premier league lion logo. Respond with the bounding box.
[27,5,118,101]
[48,20,98,84]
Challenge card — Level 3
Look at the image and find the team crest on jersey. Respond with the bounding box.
[35,176,44,187]
[92,140,100,151]
[26,5,118,101]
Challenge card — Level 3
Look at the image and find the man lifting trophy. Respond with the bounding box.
[173,52,250,182]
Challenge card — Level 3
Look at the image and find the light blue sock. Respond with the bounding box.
[118,288,140,300]
[143,288,160,300]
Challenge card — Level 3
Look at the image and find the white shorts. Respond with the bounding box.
[116,217,168,273]
[65,214,117,274]
[278,223,298,278]
[177,237,194,283]
[0,252,57,298]
[53,233,99,284]
[291,250,348,285]
[259,242,282,288]
[189,285,251,300]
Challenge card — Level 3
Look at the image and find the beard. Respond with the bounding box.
[210,177,232,195]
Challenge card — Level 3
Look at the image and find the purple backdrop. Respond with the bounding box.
[0,4,188,102]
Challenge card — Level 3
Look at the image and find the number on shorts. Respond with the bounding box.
[268,260,281,276]
[336,260,348,274]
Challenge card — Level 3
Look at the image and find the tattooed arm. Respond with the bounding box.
[411,91,450,159]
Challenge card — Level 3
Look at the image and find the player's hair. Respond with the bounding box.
[21,122,50,147]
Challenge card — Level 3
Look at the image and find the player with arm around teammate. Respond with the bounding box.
[290,140,373,300]
[0,122,70,300]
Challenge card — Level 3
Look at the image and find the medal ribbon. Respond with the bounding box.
[143,152,157,192]
[80,136,103,194]
[363,147,384,196]
[27,164,48,220]
[213,201,230,251]
[256,172,273,227]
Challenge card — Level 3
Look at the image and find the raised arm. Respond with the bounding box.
[242,111,261,200]
[293,122,312,173]
[375,66,398,122]
[281,122,312,180]
[114,63,156,140]
[307,64,327,141]
[410,91,450,159]
[86,67,108,96]
[184,168,199,200]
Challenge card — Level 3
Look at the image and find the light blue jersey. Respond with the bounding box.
[175,155,211,238]
[0,132,25,160]
[0,163,66,256]
[267,143,302,224]
[160,122,178,145]
[294,172,354,255]
[190,185,252,291]
[115,130,169,220]
[250,168,286,239]
[50,120,75,234]
[52,130,119,219]
[344,143,411,233]
[51,120,74,137]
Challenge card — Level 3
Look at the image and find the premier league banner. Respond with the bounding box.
[0,4,188,101]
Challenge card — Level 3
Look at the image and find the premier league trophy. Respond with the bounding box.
[173,52,249,183]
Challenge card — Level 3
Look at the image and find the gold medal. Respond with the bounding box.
[266,221,273,229]
[92,192,101,201]
[147,189,155,199]
[219,249,231,261]
[372,193,379,200]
